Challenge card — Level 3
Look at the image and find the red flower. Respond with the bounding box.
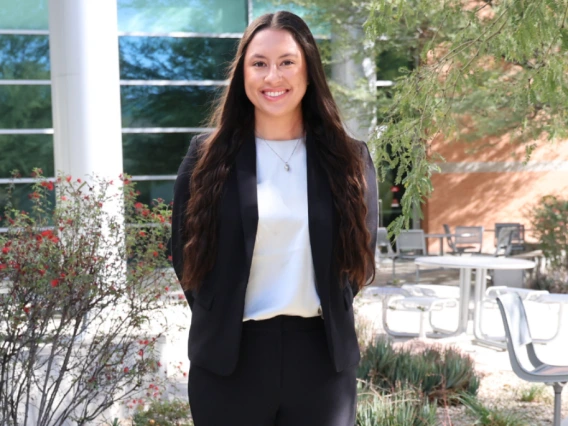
[51,279,59,288]
[1,247,9,255]
[61,196,67,201]
[123,367,129,374]
[66,176,72,183]
[41,181,54,191]
[23,306,30,314]
[0,264,6,270]
[138,349,144,356]
[134,202,143,209]
[29,192,40,200]
[139,231,146,237]
[77,178,82,183]
[39,269,46,276]
[141,209,149,217]
[152,251,158,257]
[41,230,53,237]
[165,286,169,291]
[50,237,59,244]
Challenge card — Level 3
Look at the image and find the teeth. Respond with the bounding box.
[265,91,286,97]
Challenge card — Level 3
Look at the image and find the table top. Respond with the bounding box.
[414,255,535,270]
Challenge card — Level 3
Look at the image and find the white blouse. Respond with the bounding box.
[242,137,321,321]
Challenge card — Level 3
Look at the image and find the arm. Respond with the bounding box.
[170,135,204,309]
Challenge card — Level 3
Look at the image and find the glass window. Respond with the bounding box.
[123,133,196,176]
[0,86,52,128]
[0,183,55,219]
[0,135,54,178]
[121,85,221,128]
[251,1,330,37]
[119,37,238,81]
[0,35,50,80]
[130,180,175,207]
[0,0,49,30]
[117,0,247,33]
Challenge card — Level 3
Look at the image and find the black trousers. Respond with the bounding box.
[188,315,357,426]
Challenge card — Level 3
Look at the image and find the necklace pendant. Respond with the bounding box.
[284,163,290,171]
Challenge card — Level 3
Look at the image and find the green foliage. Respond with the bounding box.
[276,0,568,234]
[132,399,193,426]
[356,385,437,426]
[529,195,568,272]
[358,337,480,404]
[459,393,530,425]
[518,384,549,403]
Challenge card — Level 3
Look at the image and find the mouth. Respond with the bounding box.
[262,89,289,100]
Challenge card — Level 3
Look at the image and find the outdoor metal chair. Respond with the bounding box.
[496,293,568,426]
[381,284,460,339]
[494,226,516,257]
[454,226,483,254]
[394,230,428,281]
[443,224,475,255]
[495,222,525,253]
[376,227,397,281]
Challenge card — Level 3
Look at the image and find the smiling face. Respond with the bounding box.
[243,28,309,127]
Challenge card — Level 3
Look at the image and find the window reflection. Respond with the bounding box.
[121,85,221,128]
[0,183,56,219]
[0,86,52,128]
[0,0,48,30]
[117,0,247,33]
[130,180,175,207]
[123,133,197,175]
[119,37,237,81]
[0,135,54,178]
[0,35,50,80]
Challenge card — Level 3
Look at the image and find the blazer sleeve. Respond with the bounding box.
[359,141,378,296]
[170,135,203,309]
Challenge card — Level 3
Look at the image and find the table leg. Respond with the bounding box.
[458,268,471,333]
[439,236,444,256]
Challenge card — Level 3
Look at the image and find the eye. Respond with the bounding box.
[252,61,266,67]
[282,60,294,66]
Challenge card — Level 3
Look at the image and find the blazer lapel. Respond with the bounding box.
[235,131,259,274]
[306,132,334,301]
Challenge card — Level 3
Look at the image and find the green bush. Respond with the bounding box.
[132,399,193,426]
[357,337,480,405]
[357,385,437,426]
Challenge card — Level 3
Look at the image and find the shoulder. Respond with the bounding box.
[347,137,371,157]
[175,133,209,181]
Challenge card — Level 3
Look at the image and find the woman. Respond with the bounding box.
[171,10,377,426]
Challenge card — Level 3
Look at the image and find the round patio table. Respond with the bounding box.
[414,256,535,345]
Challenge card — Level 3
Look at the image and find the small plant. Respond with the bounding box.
[528,195,568,293]
[132,399,193,426]
[459,393,530,426]
[356,382,437,426]
[518,384,549,403]
[357,337,480,405]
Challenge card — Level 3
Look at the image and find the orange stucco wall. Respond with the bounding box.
[424,137,568,253]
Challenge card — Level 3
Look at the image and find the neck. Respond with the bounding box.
[254,111,304,141]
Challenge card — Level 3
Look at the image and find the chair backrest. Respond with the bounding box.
[454,226,483,249]
[377,227,394,255]
[495,223,525,247]
[396,230,426,255]
[494,226,516,256]
[443,224,457,251]
[496,293,538,376]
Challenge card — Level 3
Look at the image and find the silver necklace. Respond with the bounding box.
[257,135,302,172]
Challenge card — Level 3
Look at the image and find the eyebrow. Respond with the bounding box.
[249,53,299,60]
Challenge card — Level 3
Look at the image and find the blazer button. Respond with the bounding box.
[318,306,324,319]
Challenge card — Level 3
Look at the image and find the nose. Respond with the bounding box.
[264,64,282,84]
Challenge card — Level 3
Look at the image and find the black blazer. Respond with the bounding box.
[170,130,378,376]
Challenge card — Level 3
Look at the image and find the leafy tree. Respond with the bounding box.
[271,0,568,232]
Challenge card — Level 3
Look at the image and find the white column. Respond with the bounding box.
[48,0,123,180]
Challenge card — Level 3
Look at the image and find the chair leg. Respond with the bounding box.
[553,383,565,426]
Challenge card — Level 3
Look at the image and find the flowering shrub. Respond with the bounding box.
[0,170,177,425]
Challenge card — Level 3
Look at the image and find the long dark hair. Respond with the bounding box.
[181,11,374,291]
